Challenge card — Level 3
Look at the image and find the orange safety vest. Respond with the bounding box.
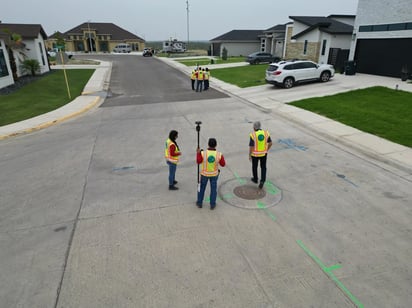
[165,138,180,164]
[200,150,221,177]
[250,130,269,157]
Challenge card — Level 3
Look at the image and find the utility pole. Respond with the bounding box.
[186,0,190,50]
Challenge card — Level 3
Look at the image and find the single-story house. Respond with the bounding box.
[46,22,145,53]
[209,30,263,57]
[0,23,50,89]
[259,23,290,58]
[285,15,355,69]
[0,32,14,89]
[349,0,412,78]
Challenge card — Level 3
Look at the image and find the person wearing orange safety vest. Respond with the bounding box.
[190,67,197,91]
[165,130,181,190]
[196,138,226,209]
[249,121,272,189]
[196,67,204,92]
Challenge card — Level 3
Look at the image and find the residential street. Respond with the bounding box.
[0,54,411,308]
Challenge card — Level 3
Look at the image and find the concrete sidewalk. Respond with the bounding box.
[161,57,412,175]
[1,57,411,175]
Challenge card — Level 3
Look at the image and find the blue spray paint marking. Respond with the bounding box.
[112,166,136,171]
[332,171,358,188]
[277,139,308,151]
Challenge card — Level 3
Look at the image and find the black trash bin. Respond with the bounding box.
[345,60,356,75]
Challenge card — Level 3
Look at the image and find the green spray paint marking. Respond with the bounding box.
[265,181,280,195]
[234,172,246,184]
[297,240,364,308]
[257,201,276,221]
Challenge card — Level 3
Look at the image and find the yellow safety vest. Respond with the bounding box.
[200,150,221,177]
[191,70,196,80]
[165,138,180,164]
[250,130,269,157]
[197,70,204,80]
[204,71,209,80]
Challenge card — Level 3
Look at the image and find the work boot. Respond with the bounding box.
[169,185,178,190]
[251,177,258,184]
[259,182,264,189]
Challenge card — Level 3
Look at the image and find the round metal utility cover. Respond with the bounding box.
[219,177,282,209]
[233,185,266,200]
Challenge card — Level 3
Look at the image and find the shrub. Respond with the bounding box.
[21,59,40,76]
[222,47,228,60]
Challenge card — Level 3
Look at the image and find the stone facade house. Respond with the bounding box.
[284,15,355,70]
[46,22,145,53]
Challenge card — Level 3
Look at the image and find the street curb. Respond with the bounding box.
[0,97,100,140]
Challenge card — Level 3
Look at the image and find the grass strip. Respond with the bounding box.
[0,69,94,126]
[289,86,412,147]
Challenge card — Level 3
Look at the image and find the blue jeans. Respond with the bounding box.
[167,161,177,186]
[197,174,218,206]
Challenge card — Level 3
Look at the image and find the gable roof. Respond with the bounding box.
[210,30,263,42]
[289,16,353,39]
[264,23,290,33]
[62,22,144,41]
[0,23,48,40]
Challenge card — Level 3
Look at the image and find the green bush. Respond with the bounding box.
[222,47,228,60]
[21,59,40,76]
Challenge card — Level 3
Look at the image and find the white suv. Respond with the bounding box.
[265,60,335,88]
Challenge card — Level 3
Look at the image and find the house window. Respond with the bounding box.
[321,39,327,56]
[303,40,308,55]
[0,49,10,77]
[359,22,412,32]
[39,42,45,65]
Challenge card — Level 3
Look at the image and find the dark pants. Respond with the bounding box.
[204,79,209,90]
[191,79,196,90]
[196,80,203,92]
[251,154,267,184]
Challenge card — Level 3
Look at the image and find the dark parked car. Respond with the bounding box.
[246,52,281,65]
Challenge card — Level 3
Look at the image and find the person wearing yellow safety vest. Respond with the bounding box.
[203,67,210,90]
[165,130,181,190]
[196,138,226,209]
[249,121,272,189]
[191,67,197,91]
[196,67,204,92]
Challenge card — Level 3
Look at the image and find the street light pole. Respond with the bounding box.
[186,0,190,50]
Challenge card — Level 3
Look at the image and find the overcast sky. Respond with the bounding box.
[3,0,359,41]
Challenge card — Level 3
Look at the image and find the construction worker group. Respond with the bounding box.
[165,121,273,210]
[191,66,210,92]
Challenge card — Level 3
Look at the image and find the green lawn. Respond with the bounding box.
[177,57,246,67]
[0,69,94,126]
[289,86,412,147]
[211,64,268,88]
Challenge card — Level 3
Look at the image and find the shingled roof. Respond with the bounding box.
[289,16,353,39]
[210,30,263,42]
[0,23,48,39]
[62,22,144,41]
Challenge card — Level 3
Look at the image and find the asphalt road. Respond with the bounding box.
[0,54,411,308]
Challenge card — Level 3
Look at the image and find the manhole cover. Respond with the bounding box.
[233,185,266,200]
[219,177,282,209]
